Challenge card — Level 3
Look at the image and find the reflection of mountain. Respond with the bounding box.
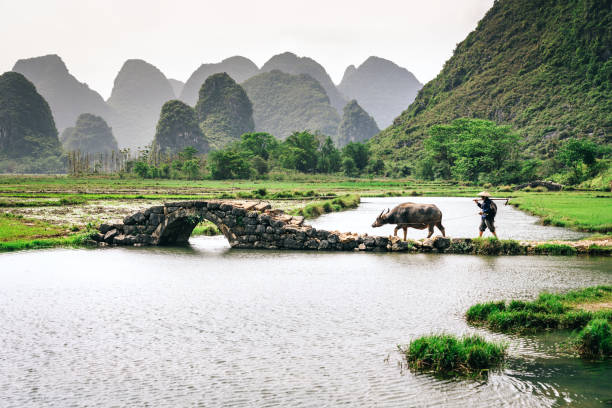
[243,70,340,140]
[338,56,422,128]
[180,56,259,106]
[261,52,346,112]
[12,54,111,132]
[107,59,175,150]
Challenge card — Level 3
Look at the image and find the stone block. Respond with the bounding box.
[375,236,389,247]
[318,240,330,250]
[232,207,246,217]
[255,225,266,234]
[207,202,220,210]
[258,213,271,224]
[255,202,271,211]
[282,238,300,249]
[145,206,164,216]
[104,228,119,242]
[149,213,163,226]
[433,237,451,251]
[99,223,113,234]
[305,239,319,249]
[220,203,233,212]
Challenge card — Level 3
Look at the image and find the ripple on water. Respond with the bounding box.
[0,206,610,407]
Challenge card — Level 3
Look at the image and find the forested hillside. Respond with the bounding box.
[370,0,611,164]
[243,70,340,140]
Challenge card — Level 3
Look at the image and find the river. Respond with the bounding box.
[1,197,610,407]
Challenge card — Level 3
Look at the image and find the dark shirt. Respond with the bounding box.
[477,199,493,219]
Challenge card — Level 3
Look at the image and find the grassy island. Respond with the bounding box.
[401,334,507,377]
[467,286,612,358]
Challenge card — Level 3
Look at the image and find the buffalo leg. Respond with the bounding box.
[403,226,407,241]
[436,221,446,237]
[427,224,434,238]
[394,226,400,237]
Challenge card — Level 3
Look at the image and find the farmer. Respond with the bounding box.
[473,191,498,238]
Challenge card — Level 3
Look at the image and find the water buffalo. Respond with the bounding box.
[371,203,445,240]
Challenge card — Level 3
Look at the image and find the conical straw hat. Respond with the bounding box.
[477,191,491,197]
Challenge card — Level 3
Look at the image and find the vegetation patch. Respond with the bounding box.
[401,334,507,377]
[511,195,612,233]
[471,237,524,255]
[466,286,612,334]
[192,221,221,236]
[534,243,577,256]
[291,194,360,219]
[571,319,612,359]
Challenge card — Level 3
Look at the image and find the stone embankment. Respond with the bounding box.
[92,200,609,255]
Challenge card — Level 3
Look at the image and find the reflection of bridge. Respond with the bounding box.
[93,200,422,251]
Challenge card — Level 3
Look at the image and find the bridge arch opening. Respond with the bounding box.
[156,207,235,246]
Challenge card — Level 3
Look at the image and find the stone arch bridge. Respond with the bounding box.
[93,200,429,252]
[92,200,592,255]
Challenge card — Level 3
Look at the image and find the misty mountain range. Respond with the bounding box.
[11,52,422,150]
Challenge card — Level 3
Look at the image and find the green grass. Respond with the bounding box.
[0,212,97,252]
[572,319,612,359]
[471,237,525,255]
[534,243,577,255]
[401,334,507,377]
[510,194,612,233]
[192,221,221,236]
[0,232,95,252]
[466,286,612,333]
[291,194,360,218]
[0,213,67,242]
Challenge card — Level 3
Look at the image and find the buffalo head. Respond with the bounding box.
[372,208,390,228]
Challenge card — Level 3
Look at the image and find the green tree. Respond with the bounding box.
[556,138,609,183]
[240,132,278,160]
[208,150,252,179]
[342,142,370,172]
[134,161,149,178]
[317,136,341,173]
[154,100,209,155]
[342,157,358,176]
[421,118,519,183]
[181,159,200,180]
[280,131,320,173]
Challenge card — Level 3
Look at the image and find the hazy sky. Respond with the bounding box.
[0,0,493,99]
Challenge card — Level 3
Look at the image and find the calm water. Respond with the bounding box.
[1,198,610,407]
[312,196,588,240]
